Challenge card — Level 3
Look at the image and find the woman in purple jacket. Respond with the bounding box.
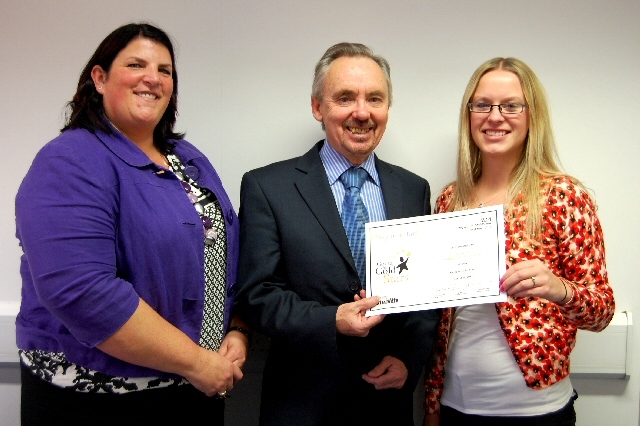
[15,23,249,425]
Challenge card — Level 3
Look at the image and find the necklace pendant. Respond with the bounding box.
[187,192,199,204]
[476,188,506,209]
[205,228,218,245]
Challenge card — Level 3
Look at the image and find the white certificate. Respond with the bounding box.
[365,205,507,316]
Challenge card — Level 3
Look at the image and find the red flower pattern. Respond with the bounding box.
[424,175,615,414]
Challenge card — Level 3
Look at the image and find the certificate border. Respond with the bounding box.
[365,205,507,315]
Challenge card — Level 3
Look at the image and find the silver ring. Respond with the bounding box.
[216,390,231,399]
[531,276,537,288]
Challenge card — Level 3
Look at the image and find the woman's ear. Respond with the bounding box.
[91,65,107,94]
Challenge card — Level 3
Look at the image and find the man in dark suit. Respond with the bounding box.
[235,42,439,426]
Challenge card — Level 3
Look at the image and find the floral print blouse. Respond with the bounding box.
[424,175,615,414]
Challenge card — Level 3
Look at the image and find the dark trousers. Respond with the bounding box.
[440,390,577,426]
[21,362,225,426]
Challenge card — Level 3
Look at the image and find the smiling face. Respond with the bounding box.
[311,56,389,165]
[92,37,173,144]
[470,69,529,162]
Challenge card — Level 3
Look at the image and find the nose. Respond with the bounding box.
[487,105,505,121]
[352,98,371,121]
[142,68,161,86]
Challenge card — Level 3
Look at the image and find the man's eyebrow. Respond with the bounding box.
[332,89,356,97]
[367,90,387,98]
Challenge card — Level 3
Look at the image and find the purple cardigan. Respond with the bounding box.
[15,127,239,378]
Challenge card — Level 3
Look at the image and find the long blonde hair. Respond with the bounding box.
[449,57,568,236]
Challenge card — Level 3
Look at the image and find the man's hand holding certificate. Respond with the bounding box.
[365,205,507,316]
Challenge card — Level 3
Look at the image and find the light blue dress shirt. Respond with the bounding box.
[319,140,387,222]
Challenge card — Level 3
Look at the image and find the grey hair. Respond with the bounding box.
[311,42,393,106]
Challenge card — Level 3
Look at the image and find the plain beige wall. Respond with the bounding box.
[1,1,639,425]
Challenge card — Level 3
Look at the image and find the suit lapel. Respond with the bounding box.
[377,157,403,220]
[294,142,356,270]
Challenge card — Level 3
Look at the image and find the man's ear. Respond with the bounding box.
[311,97,323,123]
[91,65,107,94]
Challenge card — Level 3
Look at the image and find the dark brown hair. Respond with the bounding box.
[62,23,183,151]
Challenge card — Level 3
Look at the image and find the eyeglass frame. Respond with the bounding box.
[467,102,528,114]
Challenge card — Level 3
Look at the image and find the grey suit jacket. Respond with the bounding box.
[235,141,439,426]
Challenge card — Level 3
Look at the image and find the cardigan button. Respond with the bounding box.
[349,281,361,292]
[184,165,199,181]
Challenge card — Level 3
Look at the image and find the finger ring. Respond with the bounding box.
[218,391,227,397]
[531,276,537,288]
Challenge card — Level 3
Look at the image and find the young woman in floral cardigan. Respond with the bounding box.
[423,58,614,426]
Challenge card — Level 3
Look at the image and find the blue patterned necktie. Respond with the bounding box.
[339,167,370,287]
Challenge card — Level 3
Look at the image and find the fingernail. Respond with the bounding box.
[500,285,504,292]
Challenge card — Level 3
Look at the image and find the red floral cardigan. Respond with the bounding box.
[424,175,615,414]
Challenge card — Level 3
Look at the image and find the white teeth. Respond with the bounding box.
[348,127,369,134]
[138,93,157,99]
[485,130,507,136]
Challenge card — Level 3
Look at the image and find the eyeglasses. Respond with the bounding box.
[468,102,528,114]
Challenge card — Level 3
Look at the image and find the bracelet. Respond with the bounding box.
[227,325,253,341]
[565,287,575,304]
[558,279,575,304]
[559,280,568,303]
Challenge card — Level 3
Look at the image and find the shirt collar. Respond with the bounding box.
[319,139,380,186]
[96,117,197,167]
